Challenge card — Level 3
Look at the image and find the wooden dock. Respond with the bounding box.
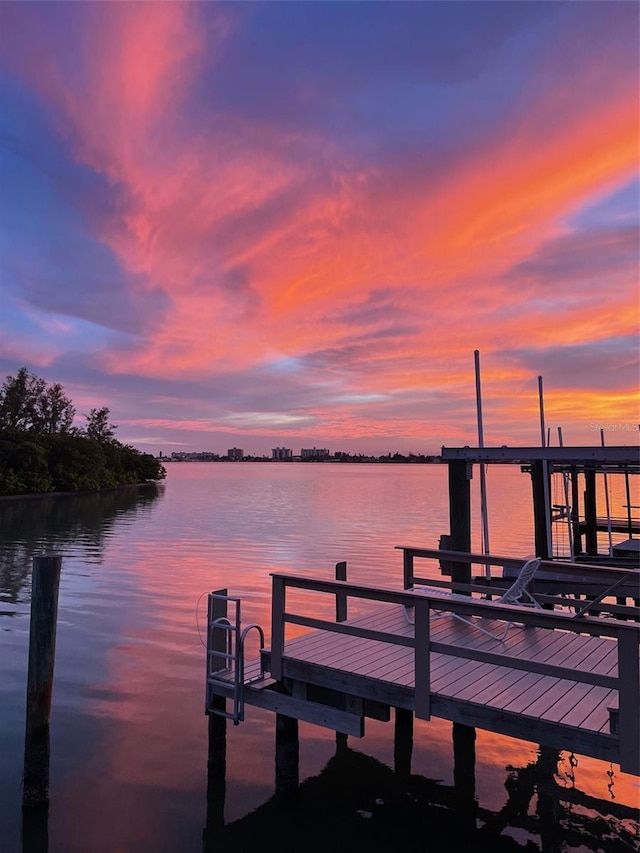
[205,442,639,792]
[206,555,640,777]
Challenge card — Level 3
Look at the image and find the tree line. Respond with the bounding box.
[0,367,166,495]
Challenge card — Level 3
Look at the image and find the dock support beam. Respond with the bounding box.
[447,466,476,823]
[452,723,477,837]
[531,461,551,560]
[275,714,299,798]
[335,561,349,754]
[448,460,471,588]
[204,701,227,842]
[571,471,582,555]
[584,469,598,556]
[394,707,413,778]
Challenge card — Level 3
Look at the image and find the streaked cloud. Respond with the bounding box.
[0,1,637,453]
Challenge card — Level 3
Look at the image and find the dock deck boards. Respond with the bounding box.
[277,604,618,737]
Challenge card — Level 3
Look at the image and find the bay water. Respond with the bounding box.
[1,462,638,852]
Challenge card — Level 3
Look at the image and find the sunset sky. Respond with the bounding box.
[1,1,638,456]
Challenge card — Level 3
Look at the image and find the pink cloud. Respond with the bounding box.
[2,3,637,449]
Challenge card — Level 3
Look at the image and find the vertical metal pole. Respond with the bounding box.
[538,376,553,559]
[558,428,574,561]
[538,376,546,448]
[600,430,613,556]
[625,471,633,539]
[474,350,491,577]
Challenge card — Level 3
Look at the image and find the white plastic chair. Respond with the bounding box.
[403,556,543,642]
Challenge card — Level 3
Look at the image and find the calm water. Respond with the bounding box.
[1,463,638,853]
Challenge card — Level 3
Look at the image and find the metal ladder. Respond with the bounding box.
[206,591,267,724]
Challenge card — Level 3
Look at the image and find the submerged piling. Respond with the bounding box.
[452,722,477,837]
[22,554,62,808]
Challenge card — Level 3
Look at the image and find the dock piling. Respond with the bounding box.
[393,707,413,778]
[275,713,299,798]
[448,460,471,588]
[453,722,477,837]
[22,554,62,809]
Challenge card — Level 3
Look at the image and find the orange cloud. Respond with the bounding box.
[4,2,637,450]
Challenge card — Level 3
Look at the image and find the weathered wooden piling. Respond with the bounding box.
[448,461,477,822]
[448,460,471,588]
[531,460,551,560]
[275,713,299,798]
[22,554,62,808]
[452,722,477,837]
[393,707,413,779]
[203,706,227,848]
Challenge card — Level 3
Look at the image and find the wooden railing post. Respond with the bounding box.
[23,554,62,807]
[335,561,347,622]
[617,629,640,775]
[270,576,285,680]
[413,598,431,720]
[394,707,413,778]
[403,549,413,590]
[334,561,350,752]
[275,713,299,797]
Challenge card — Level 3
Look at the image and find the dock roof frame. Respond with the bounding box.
[441,445,640,469]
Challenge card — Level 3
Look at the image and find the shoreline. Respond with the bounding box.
[0,480,165,502]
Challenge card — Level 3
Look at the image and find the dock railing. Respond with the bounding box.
[269,571,640,774]
[397,547,640,619]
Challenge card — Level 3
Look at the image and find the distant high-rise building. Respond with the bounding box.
[227,448,243,460]
[300,447,329,459]
[272,447,293,460]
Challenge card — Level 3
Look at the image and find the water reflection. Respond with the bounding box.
[203,737,639,853]
[0,484,165,607]
[2,465,638,853]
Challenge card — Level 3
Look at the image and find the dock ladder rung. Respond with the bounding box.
[206,591,267,724]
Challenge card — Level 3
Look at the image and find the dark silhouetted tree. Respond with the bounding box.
[0,367,45,431]
[0,367,75,434]
[37,383,76,433]
[0,368,165,495]
[84,407,117,443]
